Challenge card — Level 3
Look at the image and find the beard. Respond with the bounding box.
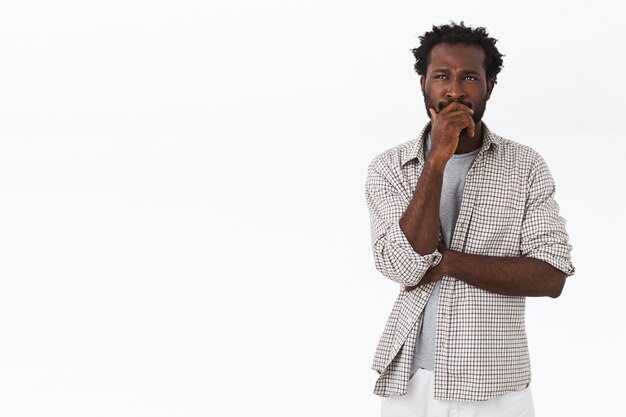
[423,95,488,135]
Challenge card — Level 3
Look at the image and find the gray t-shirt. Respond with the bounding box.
[411,133,480,373]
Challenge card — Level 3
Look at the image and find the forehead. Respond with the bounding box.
[427,43,486,74]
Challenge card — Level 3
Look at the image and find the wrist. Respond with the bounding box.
[440,248,458,276]
[425,154,448,171]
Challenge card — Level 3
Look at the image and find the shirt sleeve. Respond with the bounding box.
[365,160,442,287]
[521,154,575,276]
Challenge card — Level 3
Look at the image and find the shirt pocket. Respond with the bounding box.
[465,204,523,256]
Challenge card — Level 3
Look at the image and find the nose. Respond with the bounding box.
[445,78,466,100]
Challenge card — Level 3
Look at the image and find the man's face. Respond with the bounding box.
[420,43,495,127]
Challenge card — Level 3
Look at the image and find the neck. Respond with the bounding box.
[455,121,483,154]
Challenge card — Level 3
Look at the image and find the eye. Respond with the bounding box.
[434,74,447,79]
[464,75,479,81]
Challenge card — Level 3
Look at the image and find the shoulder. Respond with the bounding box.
[368,138,417,173]
[365,138,419,193]
[368,123,430,175]
[488,130,555,191]
[489,131,547,171]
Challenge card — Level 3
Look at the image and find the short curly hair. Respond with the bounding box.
[412,22,504,83]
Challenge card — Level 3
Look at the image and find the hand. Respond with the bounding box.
[428,102,475,162]
[404,243,447,291]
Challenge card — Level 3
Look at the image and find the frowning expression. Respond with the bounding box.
[420,43,495,124]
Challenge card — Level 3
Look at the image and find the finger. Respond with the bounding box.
[440,102,474,115]
[428,107,438,120]
[444,110,476,119]
[444,113,475,127]
[445,113,476,136]
[467,115,476,138]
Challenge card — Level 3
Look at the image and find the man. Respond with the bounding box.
[365,22,574,417]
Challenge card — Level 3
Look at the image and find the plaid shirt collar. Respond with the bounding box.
[400,121,502,168]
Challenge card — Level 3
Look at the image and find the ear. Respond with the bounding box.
[420,76,425,95]
[485,79,495,100]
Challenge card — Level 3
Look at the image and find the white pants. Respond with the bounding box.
[381,369,535,417]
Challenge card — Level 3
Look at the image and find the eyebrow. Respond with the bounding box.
[431,68,482,75]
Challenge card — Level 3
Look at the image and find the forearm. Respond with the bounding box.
[442,249,567,298]
[366,163,444,287]
[399,157,447,255]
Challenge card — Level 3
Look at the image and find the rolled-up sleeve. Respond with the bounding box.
[365,160,442,286]
[521,155,575,276]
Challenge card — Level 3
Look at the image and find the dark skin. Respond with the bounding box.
[401,43,566,297]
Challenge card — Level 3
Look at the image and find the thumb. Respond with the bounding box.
[469,122,476,138]
[428,107,438,120]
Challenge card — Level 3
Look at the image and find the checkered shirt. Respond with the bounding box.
[365,123,575,401]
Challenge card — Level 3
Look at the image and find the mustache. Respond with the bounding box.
[439,100,473,110]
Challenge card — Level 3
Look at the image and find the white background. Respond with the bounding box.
[0,1,624,416]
